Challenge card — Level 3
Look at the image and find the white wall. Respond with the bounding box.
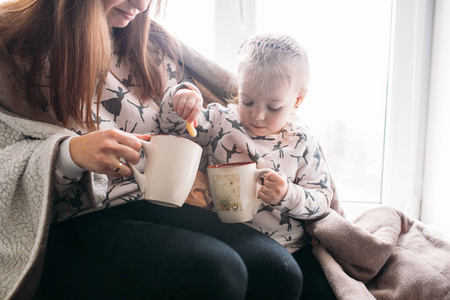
[420,0,450,240]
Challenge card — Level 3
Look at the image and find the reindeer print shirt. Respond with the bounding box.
[160,84,333,253]
[51,55,181,222]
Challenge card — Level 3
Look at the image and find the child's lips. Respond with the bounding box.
[251,124,265,130]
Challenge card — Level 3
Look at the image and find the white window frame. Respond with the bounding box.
[213,0,434,219]
[213,0,256,72]
[382,0,433,219]
[421,0,450,238]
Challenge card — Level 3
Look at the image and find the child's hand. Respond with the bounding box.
[258,172,288,205]
[173,88,203,124]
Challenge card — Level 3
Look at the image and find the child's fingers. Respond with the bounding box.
[264,172,284,185]
[260,183,279,197]
[173,90,191,117]
[258,187,278,205]
[175,96,201,121]
[172,95,184,116]
[186,99,202,123]
[172,93,182,112]
[176,97,189,119]
[174,89,202,118]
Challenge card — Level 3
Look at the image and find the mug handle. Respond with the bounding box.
[252,168,275,215]
[128,140,152,194]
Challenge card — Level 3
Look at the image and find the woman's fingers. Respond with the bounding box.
[134,133,153,141]
[69,129,144,177]
[110,160,132,178]
[103,129,142,152]
[114,142,141,165]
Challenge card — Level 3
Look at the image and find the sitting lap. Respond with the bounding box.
[107,201,303,300]
[36,202,302,300]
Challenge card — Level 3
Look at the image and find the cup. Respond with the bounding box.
[207,162,274,223]
[129,135,202,207]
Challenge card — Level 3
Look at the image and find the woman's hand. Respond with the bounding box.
[69,129,152,178]
[258,172,288,205]
[173,88,203,125]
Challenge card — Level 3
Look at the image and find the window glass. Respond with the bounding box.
[253,0,392,203]
[153,0,215,62]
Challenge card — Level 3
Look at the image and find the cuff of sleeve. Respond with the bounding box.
[56,137,86,178]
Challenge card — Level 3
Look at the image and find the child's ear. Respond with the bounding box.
[295,89,308,108]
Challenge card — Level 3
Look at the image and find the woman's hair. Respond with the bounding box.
[0,0,179,130]
[237,33,309,99]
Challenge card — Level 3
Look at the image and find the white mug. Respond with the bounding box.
[129,135,202,207]
[207,162,274,223]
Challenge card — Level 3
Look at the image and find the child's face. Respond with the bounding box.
[238,79,301,136]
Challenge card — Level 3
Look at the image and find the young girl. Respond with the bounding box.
[160,33,337,299]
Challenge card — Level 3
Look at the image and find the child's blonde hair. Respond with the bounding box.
[237,34,310,98]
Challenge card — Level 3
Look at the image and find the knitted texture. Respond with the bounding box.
[0,112,108,299]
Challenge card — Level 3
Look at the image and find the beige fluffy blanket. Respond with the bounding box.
[306,207,450,300]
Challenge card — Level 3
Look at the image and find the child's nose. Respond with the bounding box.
[252,109,265,120]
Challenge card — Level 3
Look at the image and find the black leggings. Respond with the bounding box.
[35,202,303,300]
[293,244,337,300]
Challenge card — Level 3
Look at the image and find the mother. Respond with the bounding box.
[0,0,302,299]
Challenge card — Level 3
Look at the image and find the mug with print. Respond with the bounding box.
[129,135,202,207]
[207,162,274,223]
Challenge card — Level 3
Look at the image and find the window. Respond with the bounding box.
[156,0,394,218]
[255,0,391,206]
[152,0,216,62]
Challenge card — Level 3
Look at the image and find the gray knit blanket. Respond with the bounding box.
[0,111,108,300]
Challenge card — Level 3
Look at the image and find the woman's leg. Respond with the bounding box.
[292,243,337,300]
[114,202,303,300]
[35,207,248,300]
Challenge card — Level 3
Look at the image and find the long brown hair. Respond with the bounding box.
[0,0,180,130]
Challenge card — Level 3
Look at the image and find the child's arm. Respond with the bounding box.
[265,137,333,220]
